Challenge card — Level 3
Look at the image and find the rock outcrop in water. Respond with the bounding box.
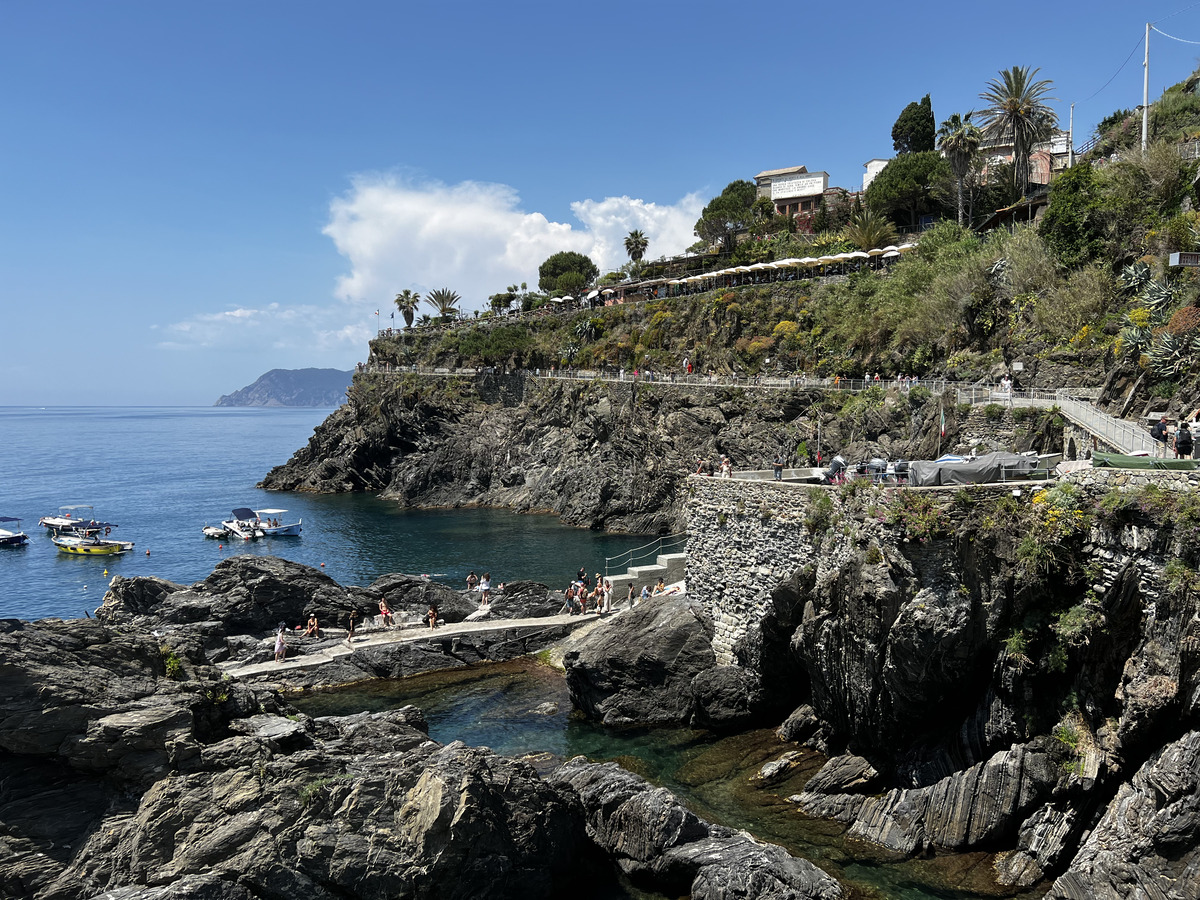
[0,566,845,900]
[260,371,952,533]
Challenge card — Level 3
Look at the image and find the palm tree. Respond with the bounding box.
[978,66,1057,198]
[425,288,461,323]
[624,230,649,262]
[394,289,421,328]
[842,208,897,252]
[937,113,983,226]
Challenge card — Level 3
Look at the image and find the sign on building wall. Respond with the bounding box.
[1169,252,1200,267]
[770,174,827,201]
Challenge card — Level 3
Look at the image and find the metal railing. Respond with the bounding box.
[605,533,687,578]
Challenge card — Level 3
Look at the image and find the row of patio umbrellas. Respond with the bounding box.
[542,242,918,305]
[664,243,917,286]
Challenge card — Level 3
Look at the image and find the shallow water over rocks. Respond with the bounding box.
[293,658,1050,900]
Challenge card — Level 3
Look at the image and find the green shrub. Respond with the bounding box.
[804,493,835,535]
[160,645,183,680]
[983,403,1006,422]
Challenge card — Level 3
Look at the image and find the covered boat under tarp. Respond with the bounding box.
[908,451,1038,487]
[1091,452,1200,471]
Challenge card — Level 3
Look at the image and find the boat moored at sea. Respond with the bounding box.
[255,509,302,536]
[211,507,302,540]
[53,529,134,555]
[39,505,104,536]
[0,516,29,547]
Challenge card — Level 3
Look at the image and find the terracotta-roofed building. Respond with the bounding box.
[754,165,830,219]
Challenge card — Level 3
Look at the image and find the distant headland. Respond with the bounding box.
[214,367,352,407]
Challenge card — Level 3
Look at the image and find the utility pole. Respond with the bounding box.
[1069,103,1075,168]
[1143,22,1151,154]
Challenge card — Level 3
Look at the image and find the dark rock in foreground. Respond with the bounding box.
[563,595,716,726]
[551,757,843,900]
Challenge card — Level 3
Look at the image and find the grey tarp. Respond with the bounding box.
[908,451,1037,487]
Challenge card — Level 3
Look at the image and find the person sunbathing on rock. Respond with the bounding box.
[304,614,319,637]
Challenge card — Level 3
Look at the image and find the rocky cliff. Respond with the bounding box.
[562,470,1200,896]
[260,370,961,533]
[0,558,843,900]
[215,368,352,407]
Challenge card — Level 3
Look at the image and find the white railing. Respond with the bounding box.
[605,533,687,578]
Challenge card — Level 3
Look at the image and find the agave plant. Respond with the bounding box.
[1119,261,1151,295]
[1148,331,1200,377]
[1141,279,1177,315]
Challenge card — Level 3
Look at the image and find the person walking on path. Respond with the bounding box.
[773,452,784,481]
[274,627,287,664]
[346,611,358,645]
[1175,422,1193,460]
[1151,416,1170,458]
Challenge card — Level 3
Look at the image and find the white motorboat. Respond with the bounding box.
[220,508,262,540]
[0,516,29,547]
[39,505,104,536]
[255,508,302,536]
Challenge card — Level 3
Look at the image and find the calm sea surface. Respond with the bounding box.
[0,406,641,620]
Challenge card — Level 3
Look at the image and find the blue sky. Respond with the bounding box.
[3,0,1199,405]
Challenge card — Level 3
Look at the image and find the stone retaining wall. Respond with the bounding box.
[1066,465,1200,493]
[688,467,1197,664]
[686,475,856,664]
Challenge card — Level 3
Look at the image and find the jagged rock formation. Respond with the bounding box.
[567,470,1200,894]
[260,371,958,533]
[215,367,352,407]
[550,757,843,900]
[0,565,844,900]
[562,595,717,726]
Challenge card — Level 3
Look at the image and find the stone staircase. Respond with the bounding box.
[604,537,687,597]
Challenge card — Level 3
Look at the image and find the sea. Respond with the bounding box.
[0,406,640,620]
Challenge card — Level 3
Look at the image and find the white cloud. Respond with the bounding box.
[154,303,370,356]
[323,174,705,310]
[155,174,706,358]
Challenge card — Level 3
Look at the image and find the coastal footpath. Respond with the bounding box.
[260,368,1050,533]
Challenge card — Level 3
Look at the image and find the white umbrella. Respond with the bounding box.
[799,257,818,265]
[561,295,574,302]
[586,290,599,299]
[601,288,615,294]
[867,248,886,256]
[882,250,901,258]
[898,242,917,252]
[735,266,753,273]
[848,250,870,259]
[881,245,899,253]
[817,256,836,264]
[549,297,563,303]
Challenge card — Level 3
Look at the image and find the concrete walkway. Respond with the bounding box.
[221,611,606,680]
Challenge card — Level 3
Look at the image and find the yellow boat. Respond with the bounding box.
[52,533,134,555]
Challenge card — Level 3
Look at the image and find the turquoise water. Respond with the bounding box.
[296,660,1048,900]
[0,407,641,620]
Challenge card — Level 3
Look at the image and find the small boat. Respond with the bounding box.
[0,516,29,547]
[53,529,134,555]
[221,508,262,540]
[39,505,104,536]
[255,508,302,537]
[215,507,302,540]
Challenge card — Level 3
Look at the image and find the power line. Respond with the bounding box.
[1151,24,1200,44]
[1078,34,1145,104]
[1154,1,1200,24]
